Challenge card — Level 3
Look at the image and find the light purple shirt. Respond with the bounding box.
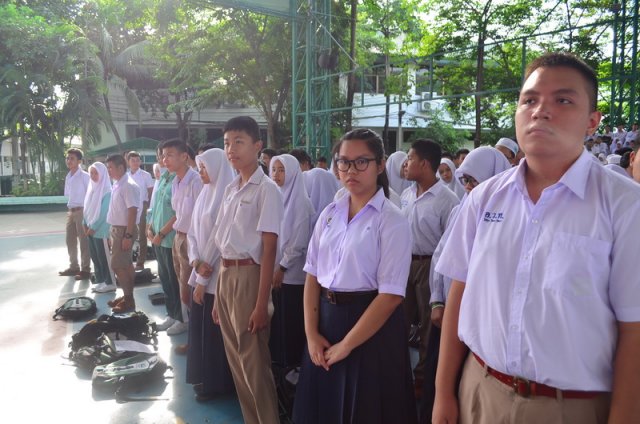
[214,166,284,264]
[171,168,203,233]
[400,180,459,256]
[304,188,412,296]
[436,150,640,391]
[107,174,141,226]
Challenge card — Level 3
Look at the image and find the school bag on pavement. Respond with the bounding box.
[92,353,171,402]
[52,296,97,321]
[70,311,158,352]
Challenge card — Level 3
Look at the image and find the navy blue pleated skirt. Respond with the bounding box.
[270,283,306,368]
[186,289,235,396]
[293,294,417,424]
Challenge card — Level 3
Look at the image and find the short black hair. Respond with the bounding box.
[289,149,313,167]
[198,143,216,154]
[524,52,598,111]
[441,151,453,160]
[454,148,470,159]
[410,139,442,173]
[106,154,126,169]
[162,139,188,154]
[317,156,327,163]
[223,116,260,142]
[186,145,196,161]
[66,148,83,160]
[261,148,277,158]
[126,151,140,160]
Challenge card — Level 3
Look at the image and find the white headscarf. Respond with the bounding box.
[386,151,411,195]
[83,162,111,227]
[455,146,511,185]
[271,154,315,255]
[188,148,234,288]
[438,158,465,199]
[605,163,631,178]
[303,167,338,226]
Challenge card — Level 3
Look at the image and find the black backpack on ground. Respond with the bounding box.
[92,353,171,402]
[70,311,158,353]
[53,297,97,321]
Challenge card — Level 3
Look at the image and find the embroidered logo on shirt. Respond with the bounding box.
[483,211,504,223]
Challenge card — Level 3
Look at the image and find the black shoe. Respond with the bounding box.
[193,383,204,395]
[195,392,217,403]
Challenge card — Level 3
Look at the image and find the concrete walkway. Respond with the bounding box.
[0,211,243,424]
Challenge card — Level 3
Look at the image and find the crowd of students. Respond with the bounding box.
[58,51,640,423]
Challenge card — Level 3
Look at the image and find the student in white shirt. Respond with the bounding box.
[213,116,284,424]
[59,148,91,279]
[400,139,459,400]
[126,151,154,270]
[105,154,141,313]
[269,154,315,368]
[163,140,203,336]
[433,52,640,424]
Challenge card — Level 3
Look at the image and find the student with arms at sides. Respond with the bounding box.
[83,162,115,293]
[433,52,640,424]
[185,148,235,401]
[269,154,315,369]
[213,116,284,424]
[293,128,417,424]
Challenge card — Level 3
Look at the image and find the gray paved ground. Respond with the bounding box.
[0,211,243,424]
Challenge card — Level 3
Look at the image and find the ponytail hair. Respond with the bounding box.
[338,128,390,198]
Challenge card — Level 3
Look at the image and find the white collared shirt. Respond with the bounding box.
[171,168,203,233]
[400,180,459,256]
[64,168,90,208]
[107,174,141,226]
[214,166,283,264]
[304,188,412,296]
[436,150,640,391]
[128,168,154,203]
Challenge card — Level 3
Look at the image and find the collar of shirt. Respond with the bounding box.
[334,186,385,218]
[112,173,129,191]
[229,165,264,192]
[505,150,591,201]
[175,167,198,187]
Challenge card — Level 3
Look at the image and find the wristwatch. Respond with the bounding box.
[124,232,133,239]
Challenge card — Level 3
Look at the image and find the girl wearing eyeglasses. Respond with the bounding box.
[293,129,417,424]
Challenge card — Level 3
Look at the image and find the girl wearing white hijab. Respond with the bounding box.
[270,154,315,367]
[185,148,235,401]
[386,151,412,195]
[303,167,338,227]
[83,162,115,293]
[437,158,465,200]
[420,146,510,421]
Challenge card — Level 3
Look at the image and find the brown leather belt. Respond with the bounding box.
[411,254,432,261]
[473,353,603,399]
[69,207,83,212]
[221,258,256,267]
[320,287,378,305]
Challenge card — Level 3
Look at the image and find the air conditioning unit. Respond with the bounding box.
[422,92,432,100]
[419,101,431,113]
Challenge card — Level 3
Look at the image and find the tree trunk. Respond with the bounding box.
[19,123,28,189]
[345,0,357,132]
[10,135,19,177]
[382,54,392,154]
[474,33,485,148]
[102,92,124,153]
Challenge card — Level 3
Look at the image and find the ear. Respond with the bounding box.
[378,158,386,175]
[587,110,602,136]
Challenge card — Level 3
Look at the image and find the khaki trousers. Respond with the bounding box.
[216,263,279,424]
[66,209,90,272]
[136,205,148,267]
[459,353,611,424]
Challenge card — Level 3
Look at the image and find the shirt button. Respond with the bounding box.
[532,219,539,224]
[510,325,518,331]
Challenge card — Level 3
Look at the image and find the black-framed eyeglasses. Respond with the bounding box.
[459,174,479,187]
[336,157,376,172]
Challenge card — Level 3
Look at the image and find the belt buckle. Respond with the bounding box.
[513,376,531,397]
[326,289,337,304]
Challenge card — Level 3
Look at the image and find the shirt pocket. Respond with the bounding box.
[543,232,611,298]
